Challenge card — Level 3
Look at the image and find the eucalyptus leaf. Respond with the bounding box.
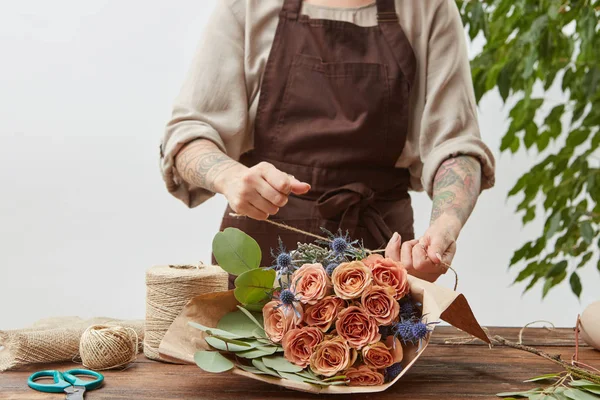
[212,227,261,276]
[236,305,265,330]
[251,358,281,378]
[234,268,276,304]
[188,322,245,339]
[237,364,268,375]
[262,355,304,373]
[204,336,259,352]
[194,351,234,373]
[524,373,560,382]
[563,388,600,400]
[236,346,278,359]
[217,310,263,337]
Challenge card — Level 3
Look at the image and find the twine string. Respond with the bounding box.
[79,325,139,371]
[143,264,229,361]
[228,212,458,290]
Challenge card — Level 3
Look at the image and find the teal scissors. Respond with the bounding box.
[28,369,104,399]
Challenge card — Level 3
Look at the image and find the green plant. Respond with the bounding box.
[457,0,600,298]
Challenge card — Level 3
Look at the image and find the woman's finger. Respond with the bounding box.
[384,232,402,261]
[237,202,269,221]
[412,243,440,274]
[401,239,418,269]
[255,179,289,208]
[249,191,280,216]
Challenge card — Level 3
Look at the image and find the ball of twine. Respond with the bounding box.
[143,263,228,361]
[79,324,139,370]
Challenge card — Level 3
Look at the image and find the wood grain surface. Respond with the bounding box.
[1,327,598,400]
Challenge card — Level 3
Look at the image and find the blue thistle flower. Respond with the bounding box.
[325,263,338,277]
[267,237,297,285]
[271,283,303,319]
[316,228,361,261]
[399,301,414,318]
[411,321,429,341]
[385,363,403,381]
[279,289,295,305]
[393,320,415,344]
[393,316,439,345]
[331,237,348,254]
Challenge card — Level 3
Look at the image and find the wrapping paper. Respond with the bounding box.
[159,275,488,394]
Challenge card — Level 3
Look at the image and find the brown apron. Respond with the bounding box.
[213,0,417,288]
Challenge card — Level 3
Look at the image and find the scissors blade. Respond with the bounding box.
[64,386,86,400]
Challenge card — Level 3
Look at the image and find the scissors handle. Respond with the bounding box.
[28,370,70,393]
[28,369,104,393]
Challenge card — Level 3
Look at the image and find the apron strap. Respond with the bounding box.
[376,0,398,23]
[281,0,302,20]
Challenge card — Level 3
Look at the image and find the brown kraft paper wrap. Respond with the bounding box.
[158,275,489,394]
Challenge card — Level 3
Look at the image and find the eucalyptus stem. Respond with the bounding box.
[493,335,600,385]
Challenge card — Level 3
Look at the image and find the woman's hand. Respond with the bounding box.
[384,217,458,282]
[215,161,311,220]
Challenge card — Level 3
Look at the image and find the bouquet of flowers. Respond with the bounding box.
[158,227,489,394]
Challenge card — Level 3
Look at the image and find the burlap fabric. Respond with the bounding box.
[0,317,144,371]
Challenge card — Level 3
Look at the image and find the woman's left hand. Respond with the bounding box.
[384,219,458,282]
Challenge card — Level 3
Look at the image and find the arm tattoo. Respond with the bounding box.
[430,155,481,225]
[175,141,239,192]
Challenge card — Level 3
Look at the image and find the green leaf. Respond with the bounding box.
[536,131,551,152]
[564,388,599,400]
[510,136,521,153]
[194,351,234,373]
[236,305,265,330]
[546,261,568,278]
[217,310,263,338]
[204,336,258,352]
[262,355,304,373]
[234,268,276,304]
[212,227,262,276]
[546,213,562,239]
[524,123,538,149]
[569,272,582,298]
[497,388,543,397]
[580,222,594,244]
[244,301,269,312]
[236,346,278,359]
[188,322,245,339]
[251,358,281,378]
[577,252,593,269]
[523,373,560,383]
[566,129,591,148]
[237,364,268,375]
[569,379,600,389]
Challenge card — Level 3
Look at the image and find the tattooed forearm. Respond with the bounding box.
[430,155,481,227]
[175,139,239,192]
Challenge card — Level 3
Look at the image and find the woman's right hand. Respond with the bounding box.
[214,161,311,220]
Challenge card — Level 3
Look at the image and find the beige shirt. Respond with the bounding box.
[160,0,496,208]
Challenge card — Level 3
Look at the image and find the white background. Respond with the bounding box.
[1,0,598,330]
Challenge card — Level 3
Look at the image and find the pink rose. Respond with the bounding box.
[303,296,346,332]
[282,326,324,368]
[291,263,332,305]
[368,256,410,300]
[331,261,372,300]
[361,342,394,369]
[345,364,385,386]
[309,335,357,377]
[262,300,303,343]
[361,285,400,325]
[335,306,381,349]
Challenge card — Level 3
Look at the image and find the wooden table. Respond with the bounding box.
[1,327,598,399]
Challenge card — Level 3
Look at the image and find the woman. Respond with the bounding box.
[160,0,495,288]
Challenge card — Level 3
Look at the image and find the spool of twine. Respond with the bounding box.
[79,324,138,370]
[143,263,228,361]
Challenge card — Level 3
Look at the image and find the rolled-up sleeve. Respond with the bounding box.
[160,0,248,208]
[418,0,495,198]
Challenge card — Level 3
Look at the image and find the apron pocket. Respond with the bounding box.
[274,53,391,167]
